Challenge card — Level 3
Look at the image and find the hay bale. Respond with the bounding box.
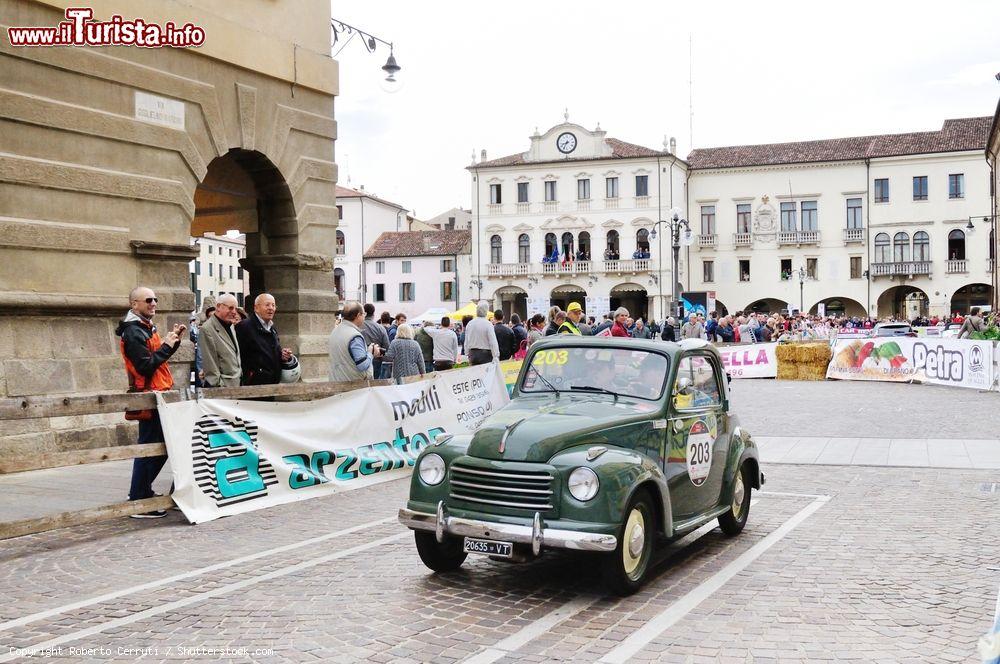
[796,363,829,381]
[798,342,832,364]
[775,343,798,363]
[776,363,798,380]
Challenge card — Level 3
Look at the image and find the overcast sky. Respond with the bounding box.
[333,0,1000,219]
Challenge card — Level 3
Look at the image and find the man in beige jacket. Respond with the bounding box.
[199,293,242,387]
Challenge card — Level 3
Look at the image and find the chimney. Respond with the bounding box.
[480,149,487,161]
[669,137,677,155]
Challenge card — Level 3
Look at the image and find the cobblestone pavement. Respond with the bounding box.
[2,464,998,663]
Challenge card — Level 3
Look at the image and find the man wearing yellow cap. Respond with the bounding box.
[559,302,584,335]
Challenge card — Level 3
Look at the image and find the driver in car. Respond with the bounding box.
[631,356,665,399]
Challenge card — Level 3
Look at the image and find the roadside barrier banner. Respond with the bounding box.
[158,363,510,524]
[827,337,993,390]
[718,342,778,379]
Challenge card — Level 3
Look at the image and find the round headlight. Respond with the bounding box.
[418,453,446,485]
[567,467,600,501]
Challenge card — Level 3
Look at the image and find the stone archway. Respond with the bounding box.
[610,282,648,321]
[876,285,929,320]
[495,285,527,321]
[809,297,866,317]
[192,149,337,381]
[950,283,992,314]
[745,298,787,314]
[551,284,587,312]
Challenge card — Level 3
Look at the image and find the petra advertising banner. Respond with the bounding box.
[827,337,994,390]
[717,342,778,379]
[158,364,510,524]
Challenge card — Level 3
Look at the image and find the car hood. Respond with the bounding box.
[466,394,659,462]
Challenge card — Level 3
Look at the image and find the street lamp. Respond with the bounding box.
[649,208,692,327]
[331,18,402,91]
[470,278,484,302]
[797,266,806,314]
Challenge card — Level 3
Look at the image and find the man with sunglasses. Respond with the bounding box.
[116,286,184,518]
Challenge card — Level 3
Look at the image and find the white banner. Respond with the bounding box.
[827,337,994,390]
[159,364,510,523]
[717,342,778,379]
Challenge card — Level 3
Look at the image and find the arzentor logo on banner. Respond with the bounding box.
[191,415,278,507]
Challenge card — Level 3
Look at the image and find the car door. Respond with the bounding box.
[665,352,728,521]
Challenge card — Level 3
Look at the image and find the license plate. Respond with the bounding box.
[463,537,513,558]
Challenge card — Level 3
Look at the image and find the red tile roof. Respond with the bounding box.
[471,137,668,169]
[363,230,471,259]
[687,117,992,170]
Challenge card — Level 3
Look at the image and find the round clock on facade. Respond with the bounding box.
[556,132,577,154]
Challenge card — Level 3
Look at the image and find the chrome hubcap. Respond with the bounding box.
[622,508,646,576]
[732,473,746,518]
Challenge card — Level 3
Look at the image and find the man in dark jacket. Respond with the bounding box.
[236,293,292,385]
[116,286,183,518]
[493,310,517,360]
[361,303,390,379]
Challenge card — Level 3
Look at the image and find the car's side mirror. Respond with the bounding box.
[726,372,732,384]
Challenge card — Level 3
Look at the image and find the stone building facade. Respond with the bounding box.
[1,1,339,451]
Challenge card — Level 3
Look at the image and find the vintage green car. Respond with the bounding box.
[397,336,764,594]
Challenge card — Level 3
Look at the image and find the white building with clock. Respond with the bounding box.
[468,114,687,323]
[469,114,996,322]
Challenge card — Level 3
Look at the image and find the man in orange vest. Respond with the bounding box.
[115,286,184,518]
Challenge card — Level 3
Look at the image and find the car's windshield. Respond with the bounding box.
[520,346,670,400]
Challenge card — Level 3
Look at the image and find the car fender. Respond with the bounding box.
[720,425,763,506]
[549,445,673,539]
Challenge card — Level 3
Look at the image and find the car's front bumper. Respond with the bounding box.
[398,501,618,555]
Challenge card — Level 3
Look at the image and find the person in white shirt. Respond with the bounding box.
[464,303,499,365]
[427,317,459,371]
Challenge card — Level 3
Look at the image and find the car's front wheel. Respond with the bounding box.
[601,490,655,595]
[414,531,467,572]
[718,462,752,536]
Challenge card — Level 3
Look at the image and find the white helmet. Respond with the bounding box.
[280,355,301,383]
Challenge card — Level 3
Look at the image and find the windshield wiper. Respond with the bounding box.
[571,385,619,400]
[529,368,561,396]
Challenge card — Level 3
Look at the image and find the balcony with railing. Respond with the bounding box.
[698,234,717,248]
[543,201,558,213]
[605,197,619,210]
[487,203,502,215]
[778,230,821,245]
[843,228,865,244]
[870,261,932,277]
[634,195,650,208]
[603,258,651,273]
[541,261,593,276]
[516,202,530,214]
[487,263,533,277]
[576,199,591,211]
[946,259,968,274]
[733,232,752,247]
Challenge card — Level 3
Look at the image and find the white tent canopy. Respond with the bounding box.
[407,307,449,325]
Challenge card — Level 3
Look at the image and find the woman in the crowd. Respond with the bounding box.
[384,323,424,382]
[527,314,547,346]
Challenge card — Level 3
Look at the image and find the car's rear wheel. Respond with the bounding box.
[414,531,467,572]
[718,462,752,536]
[602,490,655,595]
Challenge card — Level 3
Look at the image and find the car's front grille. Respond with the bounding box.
[449,462,554,511]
